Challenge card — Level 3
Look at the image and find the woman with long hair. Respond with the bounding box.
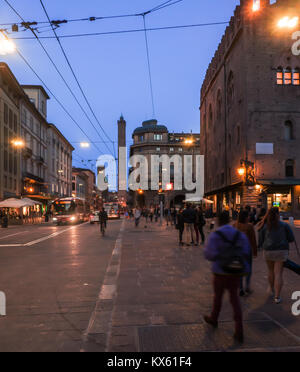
[259,207,295,304]
[234,210,258,296]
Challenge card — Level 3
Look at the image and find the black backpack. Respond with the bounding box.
[215,230,246,275]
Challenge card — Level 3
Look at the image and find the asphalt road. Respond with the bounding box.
[0,220,122,352]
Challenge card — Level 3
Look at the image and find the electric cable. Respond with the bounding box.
[3,0,115,157]
[40,0,115,158]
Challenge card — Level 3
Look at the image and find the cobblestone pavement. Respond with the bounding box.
[91,219,300,352]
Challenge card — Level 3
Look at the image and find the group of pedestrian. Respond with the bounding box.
[176,203,206,246]
[203,206,296,344]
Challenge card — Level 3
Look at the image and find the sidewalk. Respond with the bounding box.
[89,219,300,352]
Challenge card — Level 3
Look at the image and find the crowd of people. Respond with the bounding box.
[127,203,299,344]
[204,206,297,344]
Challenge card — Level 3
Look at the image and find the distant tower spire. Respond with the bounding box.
[118,116,127,201]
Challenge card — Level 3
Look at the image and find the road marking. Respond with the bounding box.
[261,311,300,344]
[24,223,88,246]
[81,218,125,352]
[0,231,29,241]
[99,285,117,300]
[0,223,88,247]
[0,244,24,247]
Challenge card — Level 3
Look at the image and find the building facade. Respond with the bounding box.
[47,124,74,199]
[72,168,88,200]
[20,86,49,204]
[72,167,100,210]
[200,0,300,217]
[130,119,201,208]
[0,63,23,200]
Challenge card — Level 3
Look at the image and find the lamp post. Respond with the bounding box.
[237,159,256,186]
[0,30,16,55]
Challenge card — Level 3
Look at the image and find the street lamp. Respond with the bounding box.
[80,142,90,148]
[11,139,25,148]
[252,0,260,12]
[237,160,256,186]
[277,16,299,29]
[184,138,194,146]
[0,31,16,55]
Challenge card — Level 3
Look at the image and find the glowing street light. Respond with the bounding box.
[278,16,299,29]
[166,183,174,191]
[237,167,246,177]
[80,142,90,148]
[0,32,16,55]
[184,139,194,145]
[252,0,260,12]
[11,139,25,148]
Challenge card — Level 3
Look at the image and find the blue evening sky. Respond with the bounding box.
[0,0,240,167]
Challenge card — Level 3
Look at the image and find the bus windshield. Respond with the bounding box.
[53,200,77,215]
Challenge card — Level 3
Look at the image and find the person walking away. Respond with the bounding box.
[259,207,295,304]
[149,207,154,223]
[196,206,206,245]
[182,204,197,246]
[254,208,267,227]
[249,208,257,224]
[98,208,108,234]
[234,210,258,296]
[135,208,142,227]
[176,208,185,246]
[204,211,251,344]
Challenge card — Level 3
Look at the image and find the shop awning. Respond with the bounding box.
[23,195,52,200]
[21,198,42,206]
[259,179,300,186]
[0,198,34,208]
[183,196,214,204]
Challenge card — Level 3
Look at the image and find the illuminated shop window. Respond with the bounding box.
[277,68,300,85]
[284,68,292,85]
[277,68,283,85]
[293,68,300,85]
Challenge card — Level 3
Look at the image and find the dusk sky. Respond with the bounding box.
[0,0,240,168]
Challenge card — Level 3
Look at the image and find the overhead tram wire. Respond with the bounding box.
[149,0,183,13]
[9,22,230,40]
[39,0,115,159]
[142,15,156,119]
[3,0,114,157]
[140,1,185,119]
[0,0,183,27]
[14,48,103,156]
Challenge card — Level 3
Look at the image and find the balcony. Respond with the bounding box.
[22,147,33,159]
[36,156,45,164]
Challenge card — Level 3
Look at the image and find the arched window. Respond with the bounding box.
[237,126,240,145]
[208,104,213,127]
[286,159,294,177]
[227,72,234,106]
[284,121,294,140]
[217,90,222,119]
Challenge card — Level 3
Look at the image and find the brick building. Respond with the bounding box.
[200,0,300,217]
